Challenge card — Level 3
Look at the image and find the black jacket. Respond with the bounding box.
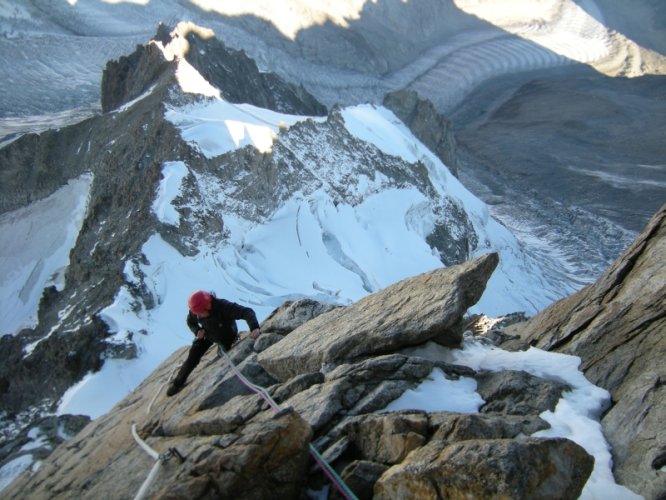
[186,297,259,346]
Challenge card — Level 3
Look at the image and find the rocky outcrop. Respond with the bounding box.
[101,41,173,113]
[153,408,313,499]
[261,298,341,335]
[0,413,89,471]
[383,89,458,177]
[178,23,327,116]
[4,256,595,499]
[258,253,499,381]
[375,436,593,499]
[0,316,109,415]
[504,203,666,499]
[0,118,97,215]
[476,370,568,416]
[102,22,326,116]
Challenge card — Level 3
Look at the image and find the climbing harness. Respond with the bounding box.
[131,342,358,500]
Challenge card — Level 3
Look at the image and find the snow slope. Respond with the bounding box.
[0,174,92,336]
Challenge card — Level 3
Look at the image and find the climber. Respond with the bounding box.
[166,290,261,396]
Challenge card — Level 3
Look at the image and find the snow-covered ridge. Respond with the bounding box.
[164,94,573,310]
[164,100,321,157]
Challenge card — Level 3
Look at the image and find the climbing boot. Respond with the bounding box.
[166,381,183,397]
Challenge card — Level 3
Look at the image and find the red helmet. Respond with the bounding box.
[188,290,212,314]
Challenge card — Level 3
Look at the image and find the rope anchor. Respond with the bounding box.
[159,447,186,464]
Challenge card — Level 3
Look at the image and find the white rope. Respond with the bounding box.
[131,423,159,461]
[131,344,357,500]
[133,460,163,500]
[130,356,185,499]
[217,346,358,500]
[130,423,163,500]
[146,363,180,415]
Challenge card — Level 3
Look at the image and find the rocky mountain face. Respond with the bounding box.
[383,90,458,178]
[1,16,664,499]
[3,253,596,499]
[501,203,666,500]
[0,22,471,466]
[0,91,181,415]
[0,24,328,429]
[102,23,326,117]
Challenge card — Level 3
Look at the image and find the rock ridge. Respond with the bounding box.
[258,253,498,381]
[102,22,327,116]
[383,89,458,177]
[504,203,666,499]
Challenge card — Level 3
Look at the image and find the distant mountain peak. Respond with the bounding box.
[101,21,327,116]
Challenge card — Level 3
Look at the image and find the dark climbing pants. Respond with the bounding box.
[173,334,237,387]
[173,337,212,387]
